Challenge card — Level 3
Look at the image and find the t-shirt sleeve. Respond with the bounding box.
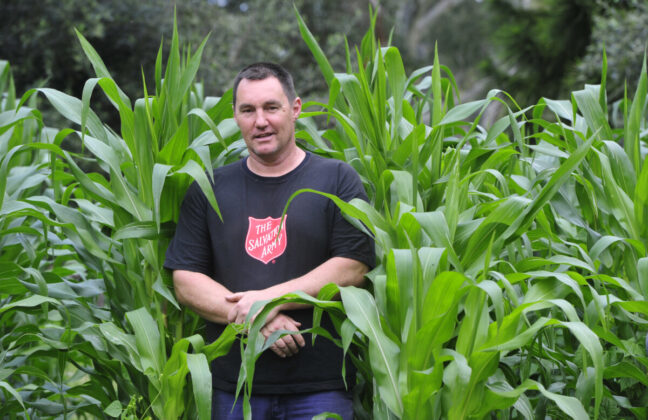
[329,163,376,269]
[164,182,213,276]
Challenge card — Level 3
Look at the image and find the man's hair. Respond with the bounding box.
[232,62,297,107]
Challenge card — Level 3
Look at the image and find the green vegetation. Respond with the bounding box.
[0,21,241,419]
[1,8,647,420]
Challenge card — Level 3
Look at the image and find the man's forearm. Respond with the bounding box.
[173,269,235,324]
[269,256,368,308]
[225,256,369,323]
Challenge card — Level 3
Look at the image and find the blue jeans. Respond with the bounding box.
[211,389,354,420]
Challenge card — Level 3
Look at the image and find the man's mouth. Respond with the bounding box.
[254,132,275,140]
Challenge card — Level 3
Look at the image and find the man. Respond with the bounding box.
[164,62,375,419]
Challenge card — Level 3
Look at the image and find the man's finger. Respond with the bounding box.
[283,319,305,348]
[264,330,296,357]
[293,331,306,348]
[270,344,287,358]
[281,335,299,355]
[227,304,247,324]
[227,309,237,324]
[225,293,242,302]
[274,338,292,357]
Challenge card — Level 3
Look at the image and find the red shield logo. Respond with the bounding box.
[245,216,288,264]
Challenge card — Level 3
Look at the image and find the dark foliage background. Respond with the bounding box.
[1,0,647,120]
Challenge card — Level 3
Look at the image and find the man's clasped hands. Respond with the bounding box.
[225,289,306,358]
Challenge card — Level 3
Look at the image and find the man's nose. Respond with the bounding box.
[254,110,268,127]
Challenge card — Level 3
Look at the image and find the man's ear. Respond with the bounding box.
[292,97,302,120]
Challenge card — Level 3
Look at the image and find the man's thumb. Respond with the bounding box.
[225,293,242,302]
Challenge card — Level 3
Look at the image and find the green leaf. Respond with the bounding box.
[604,361,648,387]
[597,150,640,240]
[573,84,613,140]
[104,400,123,418]
[635,154,648,238]
[176,159,221,220]
[340,286,403,416]
[0,380,25,410]
[186,353,212,420]
[0,295,58,314]
[36,88,107,143]
[295,6,334,86]
[113,221,159,240]
[456,287,489,357]
[312,413,342,420]
[481,379,589,420]
[99,322,142,371]
[126,308,164,378]
[493,134,596,255]
[561,321,603,419]
[384,47,406,138]
[638,257,648,298]
[462,196,530,271]
[153,276,180,310]
[536,381,589,420]
[203,324,238,361]
[439,91,499,125]
[152,163,173,230]
[624,53,647,173]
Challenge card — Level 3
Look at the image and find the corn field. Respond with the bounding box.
[1,10,647,420]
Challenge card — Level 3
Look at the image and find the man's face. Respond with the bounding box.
[233,77,301,162]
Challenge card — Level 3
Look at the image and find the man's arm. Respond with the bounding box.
[225,256,368,324]
[173,269,305,358]
[173,270,236,324]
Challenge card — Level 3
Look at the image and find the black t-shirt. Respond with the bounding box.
[164,152,375,394]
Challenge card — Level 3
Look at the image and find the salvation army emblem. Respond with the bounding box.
[245,216,288,264]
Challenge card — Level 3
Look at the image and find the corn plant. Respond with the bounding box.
[2,18,241,418]
[239,9,648,420]
[1,59,123,418]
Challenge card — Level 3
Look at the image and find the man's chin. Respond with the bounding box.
[250,147,280,161]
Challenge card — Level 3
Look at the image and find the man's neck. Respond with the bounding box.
[246,145,306,177]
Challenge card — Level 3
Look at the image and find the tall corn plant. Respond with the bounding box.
[7,20,240,418]
[1,60,124,418]
[239,9,648,420]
